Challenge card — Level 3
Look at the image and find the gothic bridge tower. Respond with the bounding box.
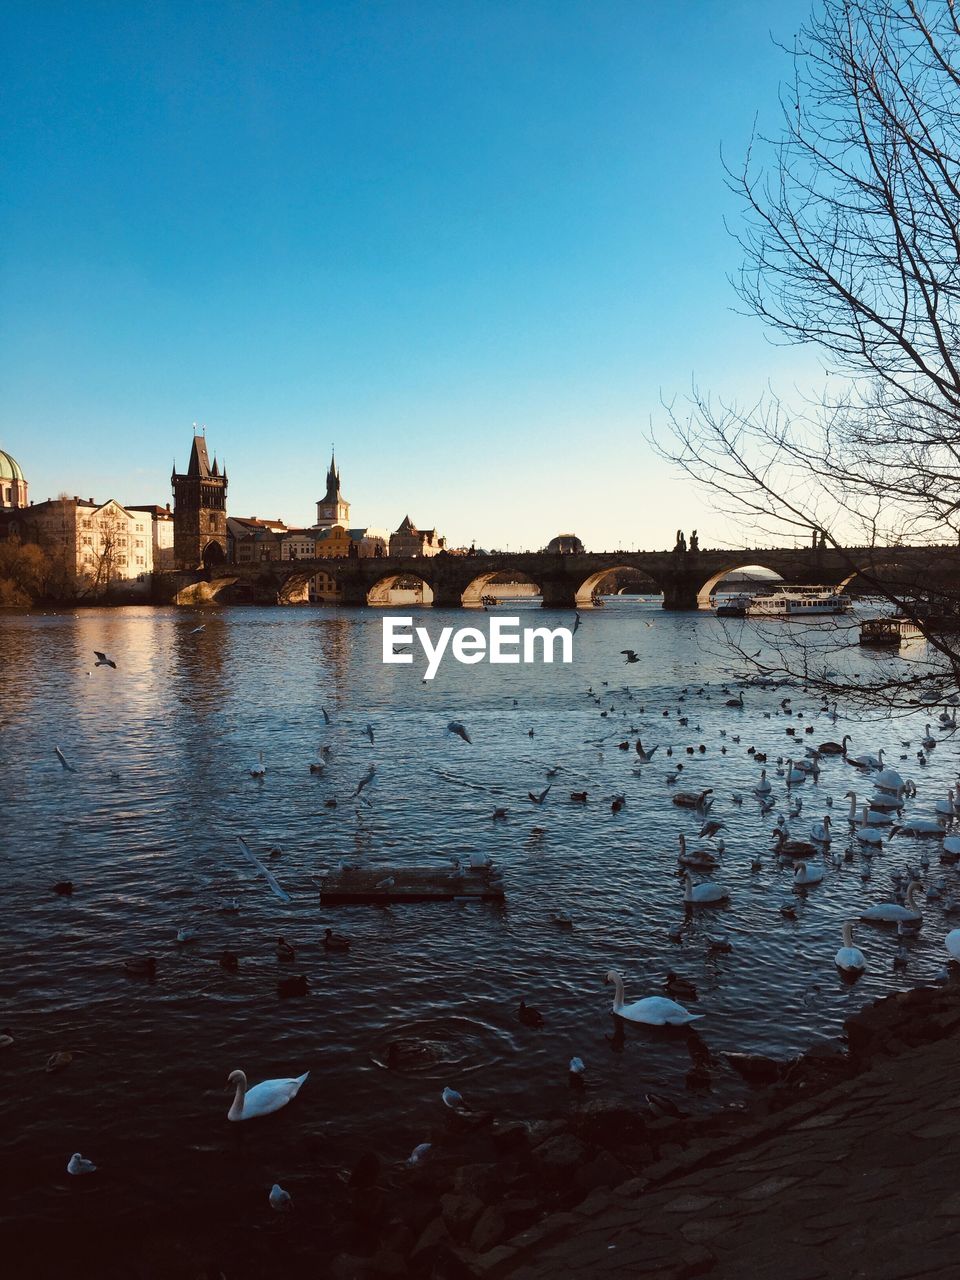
[172,431,228,569]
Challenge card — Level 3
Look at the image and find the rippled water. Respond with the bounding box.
[1,601,958,1268]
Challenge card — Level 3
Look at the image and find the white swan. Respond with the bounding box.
[943,834,960,856]
[605,969,703,1025]
[683,872,729,905]
[227,1068,309,1121]
[891,816,946,836]
[754,769,772,796]
[250,751,266,779]
[921,724,937,750]
[785,758,806,785]
[946,928,960,961]
[856,825,883,847]
[810,815,832,843]
[835,922,866,974]
[860,882,923,924]
[793,860,824,886]
[874,767,905,795]
[934,789,956,817]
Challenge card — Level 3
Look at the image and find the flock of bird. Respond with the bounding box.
[34,634,960,1209]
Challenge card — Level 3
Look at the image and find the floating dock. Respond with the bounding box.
[318,864,505,904]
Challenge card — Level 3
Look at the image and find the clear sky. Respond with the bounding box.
[1,0,820,551]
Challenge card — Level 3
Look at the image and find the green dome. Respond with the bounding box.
[0,449,25,483]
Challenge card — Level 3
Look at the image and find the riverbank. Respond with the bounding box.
[8,977,959,1279]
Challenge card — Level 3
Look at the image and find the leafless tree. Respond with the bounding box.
[656,0,960,710]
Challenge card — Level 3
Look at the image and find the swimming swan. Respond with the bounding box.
[860,882,923,924]
[605,969,703,1025]
[835,922,866,973]
[683,872,729,905]
[227,1068,309,1121]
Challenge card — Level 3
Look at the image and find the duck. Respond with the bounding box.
[551,910,574,928]
[683,872,729,906]
[276,937,296,961]
[605,969,703,1025]
[663,971,698,1000]
[793,861,824,887]
[810,815,832,843]
[671,788,713,810]
[323,928,351,951]
[123,955,157,978]
[250,751,266,779]
[860,881,923,924]
[839,921,870,967]
[227,1067,309,1120]
[518,999,545,1027]
[818,734,851,756]
[677,833,719,870]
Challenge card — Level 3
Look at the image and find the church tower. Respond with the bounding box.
[315,450,350,529]
[171,431,229,569]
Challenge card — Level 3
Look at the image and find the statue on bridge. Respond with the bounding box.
[674,529,687,554]
[689,529,699,553]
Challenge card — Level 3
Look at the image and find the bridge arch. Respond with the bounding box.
[461,569,542,607]
[697,563,785,609]
[575,564,665,607]
[366,571,435,607]
[837,561,914,596]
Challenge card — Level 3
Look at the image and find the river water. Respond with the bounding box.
[1,601,958,1269]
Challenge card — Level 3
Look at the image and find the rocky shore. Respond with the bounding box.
[15,978,960,1280]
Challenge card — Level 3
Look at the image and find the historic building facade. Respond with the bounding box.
[127,504,175,569]
[16,496,153,585]
[0,445,28,509]
[171,433,228,569]
[389,515,446,558]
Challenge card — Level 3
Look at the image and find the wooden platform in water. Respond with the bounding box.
[319,865,505,904]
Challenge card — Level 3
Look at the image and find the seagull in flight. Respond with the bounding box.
[528,784,552,805]
[447,720,471,744]
[189,625,205,634]
[353,764,376,798]
[621,650,640,663]
[573,612,581,634]
[364,724,375,743]
[635,740,658,763]
[93,651,116,669]
[322,706,331,724]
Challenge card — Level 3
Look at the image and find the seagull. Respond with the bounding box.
[569,1056,586,1088]
[189,625,205,634]
[54,747,76,773]
[447,721,471,744]
[375,876,395,891]
[364,724,375,743]
[528,785,551,804]
[407,1142,432,1167]
[67,1153,96,1175]
[237,836,291,902]
[621,650,640,663]
[322,706,331,724]
[635,740,658,763]
[573,612,581,634]
[93,651,116,669]
[269,1184,292,1212]
[353,764,376,798]
[442,1086,469,1112]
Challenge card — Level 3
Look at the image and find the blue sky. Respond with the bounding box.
[1,0,819,550]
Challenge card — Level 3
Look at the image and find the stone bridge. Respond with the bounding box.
[158,543,960,609]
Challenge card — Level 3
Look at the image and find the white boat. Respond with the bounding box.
[747,586,852,618]
[714,592,754,618]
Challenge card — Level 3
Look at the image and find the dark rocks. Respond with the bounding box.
[411,1216,454,1267]
[490,1118,530,1155]
[573,1150,631,1195]
[531,1132,589,1176]
[439,1192,485,1240]
[571,1097,650,1146]
[724,1051,799,1086]
[470,1205,507,1254]
[348,1150,382,1189]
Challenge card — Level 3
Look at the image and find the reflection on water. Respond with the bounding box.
[1,602,958,1264]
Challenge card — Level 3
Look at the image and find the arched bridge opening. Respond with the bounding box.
[837,562,914,598]
[461,569,542,608]
[575,565,663,608]
[697,564,785,610]
[367,572,435,607]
